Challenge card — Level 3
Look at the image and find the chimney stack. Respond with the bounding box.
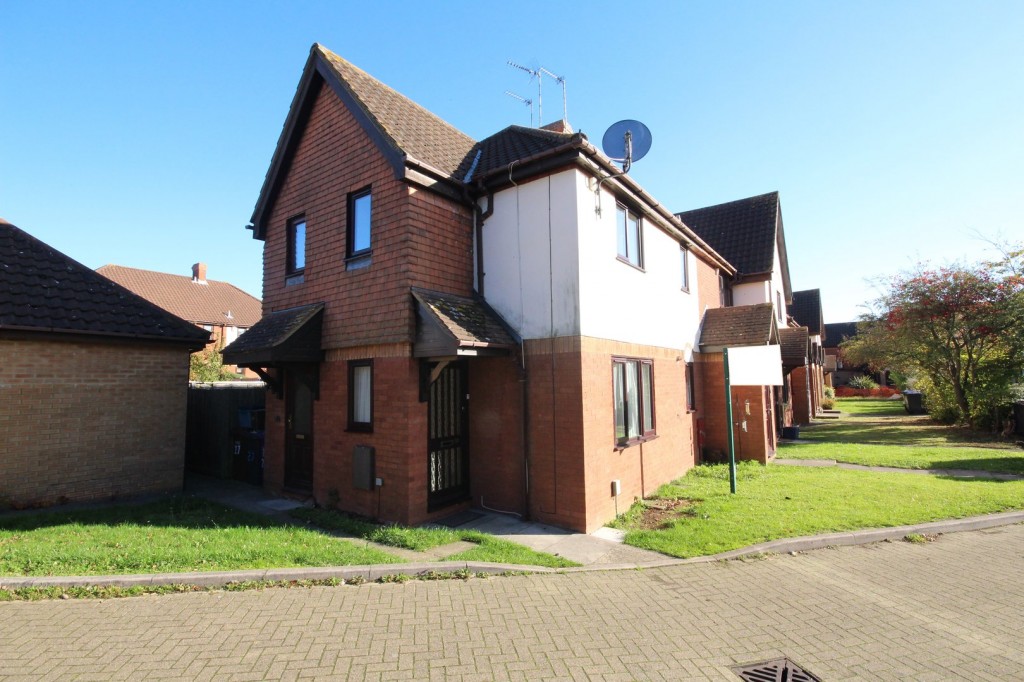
[192,262,207,283]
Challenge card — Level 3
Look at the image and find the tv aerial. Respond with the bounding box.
[504,90,534,127]
[507,60,568,126]
[601,119,652,174]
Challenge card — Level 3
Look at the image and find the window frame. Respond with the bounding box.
[615,203,644,270]
[286,215,306,279]
[612,356,656,448]
[346,187,373,262]
[347,359,374,432]
[680,245,690,292]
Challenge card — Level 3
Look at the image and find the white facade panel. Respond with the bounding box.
[480,167,703,355]
[478,171,580,339]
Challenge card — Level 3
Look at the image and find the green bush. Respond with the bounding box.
[848,375,879,390]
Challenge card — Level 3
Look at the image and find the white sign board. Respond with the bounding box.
[727,345,783,386]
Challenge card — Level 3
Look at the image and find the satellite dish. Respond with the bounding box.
[601,119,652,171]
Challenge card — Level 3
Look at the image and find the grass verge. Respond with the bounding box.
[779,441,1024,475]
[612,462,1024,558]
[0,497,402,577]
[292,508,578,568]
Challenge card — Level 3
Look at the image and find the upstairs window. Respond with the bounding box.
[616,204,642,268]
[777,291,784,322]
[680,246,690,292]
[613,357,655,447]
[347,188,372,262]
[287,216,306,281]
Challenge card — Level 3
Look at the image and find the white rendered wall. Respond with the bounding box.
[479,170,580,339]
[480,168,703,358]
[729,240,788,325]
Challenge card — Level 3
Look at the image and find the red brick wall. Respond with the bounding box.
[468,356,526,515]
[697,354,775,464]
[260,81,473,349]
[791,365,812,425]
[256,79,476,523]
[0,336,190,508]
[524,336,698,533]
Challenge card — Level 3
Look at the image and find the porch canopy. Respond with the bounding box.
[222,302,325,367]
[411,287,516,358]
[778,326,810,371]
[698,302,779,353]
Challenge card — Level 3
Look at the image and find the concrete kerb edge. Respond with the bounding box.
[3,511,1023,590]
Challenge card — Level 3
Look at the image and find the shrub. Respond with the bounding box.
[823,386,835,400]
[848,375,879,390]
[835,386,900,398]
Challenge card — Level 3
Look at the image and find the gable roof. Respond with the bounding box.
[250,44,477,237]
[412,287,516,358]
[462,125,580,181]
[222,302,324,366]
[676,192,791,293]
[789,289,824,336]
[97,265,261,328]
[824,322,859,347]
[779,326,809,366]
[0,219,209,347]
[698,303,778,351]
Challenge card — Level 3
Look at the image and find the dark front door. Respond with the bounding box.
[427,361,469,511]
[285,365,316,492]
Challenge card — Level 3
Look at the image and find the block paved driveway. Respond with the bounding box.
[2,524,1023,681]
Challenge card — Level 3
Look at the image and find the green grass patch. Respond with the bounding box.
[0,497,402,577]
[292,508,577,567]
[614,463,1024,558]
[779,441,1024,474]
[834,397,907,417]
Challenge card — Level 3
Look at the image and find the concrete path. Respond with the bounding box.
[3,521,1024,679]
[183,475,668,567]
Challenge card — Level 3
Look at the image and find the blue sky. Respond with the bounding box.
[3,1,1022,322]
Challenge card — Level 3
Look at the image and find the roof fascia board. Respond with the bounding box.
[474,141,734,275]
[402,163,466,203]
[775,204,793,301]
[250,49,323,240]
[0,327,208,350]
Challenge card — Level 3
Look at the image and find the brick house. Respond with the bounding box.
[0,219,209,508]
[677,192,795,462]
[97,263,261,376]
[224,44,739,532]
[789,288,827,418]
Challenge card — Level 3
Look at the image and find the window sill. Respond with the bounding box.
[346,424,373,434]
[345,253,371,271]
[285,272,305,286]
[614,433,658,451]
[615,255,645,272]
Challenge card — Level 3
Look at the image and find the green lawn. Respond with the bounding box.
[614,462,1024,558]
[780,441,1024,474]
[293,507,578,568]
[0,497,401,577]
[613,397,1024,558]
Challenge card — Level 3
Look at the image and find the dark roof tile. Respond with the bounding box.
[790,289,823,335]
[676,192,780,276]
[0,219,209,345]
[318,46,476,179]
[411,287,515,348]
[824,322,859,347]
[699,303,777,349]
[779,326,809,365]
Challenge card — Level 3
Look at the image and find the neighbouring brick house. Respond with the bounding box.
[224,44,741,532]
[0,219,209,508]
[97,263,261,376]
[677,191,796,461]
[789,288,827,418]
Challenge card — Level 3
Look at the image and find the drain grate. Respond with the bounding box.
[732,657,822,682]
